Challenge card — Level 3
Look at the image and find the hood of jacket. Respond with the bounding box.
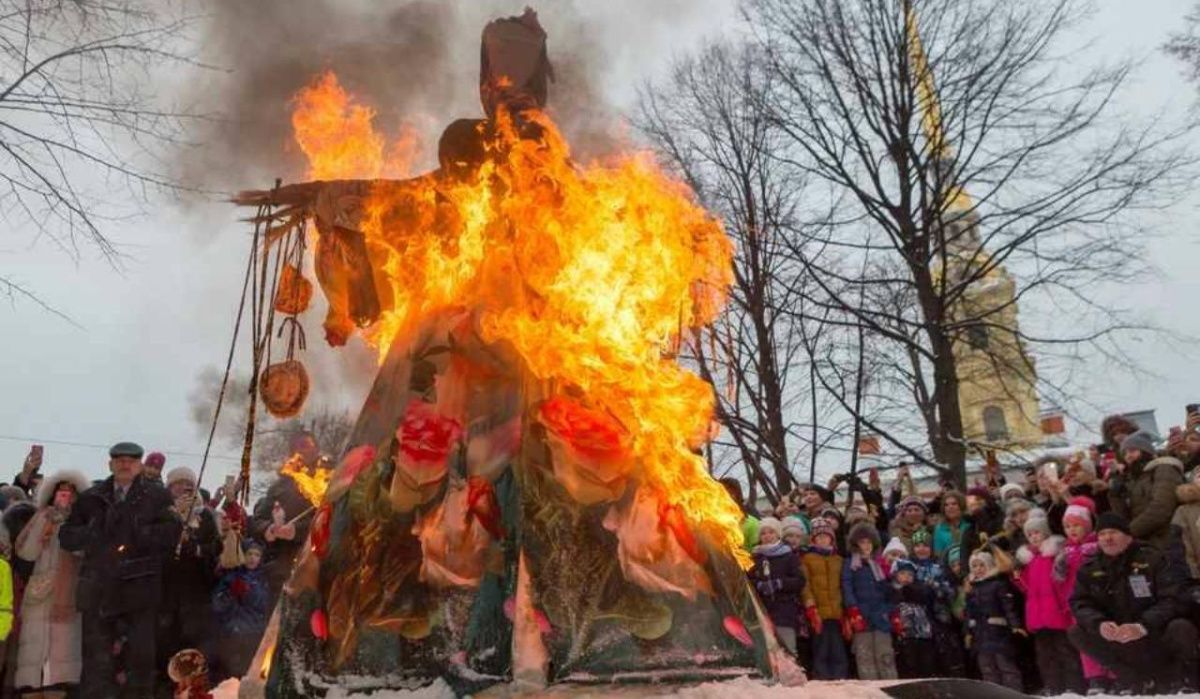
[1146,455,1185,477]
[35,469,92,509]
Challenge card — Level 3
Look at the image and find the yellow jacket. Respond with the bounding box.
[0,557,13,640]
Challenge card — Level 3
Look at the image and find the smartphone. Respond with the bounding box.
[1041,462,1060,481]
[1187,404,1199,416]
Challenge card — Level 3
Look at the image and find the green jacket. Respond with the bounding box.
[1109,456,1184,550]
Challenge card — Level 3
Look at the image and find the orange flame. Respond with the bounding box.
[280,453,332,507]
[290,72,747,565]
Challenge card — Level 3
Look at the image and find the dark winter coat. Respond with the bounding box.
[893,580,935,640]
[59,475,181,616]
[212,566,270,637]
[251,476,314,593]
[749,542,805,629]
[913,556,956,624]
[961,500,1006,556]
[801,547,844,620]
[842,524,895,633]
[1109,456,1185,551]
[162,507,221,611]
[965,573,1023,653]
[1069,540,1182,636]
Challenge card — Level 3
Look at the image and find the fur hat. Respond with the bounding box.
[34,470,90,509]
[810,517,837,544]
[1063,496,1096,532]
[998,483,1026,501]
[891,558,917,578]
[758,517,783,538]
[969,550,997,576]
[782,515,810,538]
[165,467,198,488]
[846,521,881,551]
[898,495,927,514]
[882,537,909,558]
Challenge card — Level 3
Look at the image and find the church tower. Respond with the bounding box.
[907,6,1042,449]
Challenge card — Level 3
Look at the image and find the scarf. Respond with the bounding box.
[753,542,792,558]
[851,552,886,581]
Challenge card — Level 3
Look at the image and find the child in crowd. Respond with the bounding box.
[1056,496,1114,694]
[1014,514,1084,694]
[749,517,805,655]
[211,541,270,684]
[911,528,966,677]
[842,523,898,680]
[889,559,936,678]
[965,550,1025,692]
[782,516,810,552]
[801,518,848,679]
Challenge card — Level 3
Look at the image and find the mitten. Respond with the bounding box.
[805,605,823,634]
[846,606,868,633]
[889,609,904,637]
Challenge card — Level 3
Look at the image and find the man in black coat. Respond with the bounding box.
[60,441,183,698]
[1068,512,1199,693]
[250,432,324,610]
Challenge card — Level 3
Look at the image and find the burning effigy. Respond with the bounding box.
[233,8,801,696]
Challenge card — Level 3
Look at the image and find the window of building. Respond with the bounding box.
[967,324,989,350]
[983,405,1010,442]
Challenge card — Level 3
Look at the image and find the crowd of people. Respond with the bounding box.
[0,433,323,698]
[731,409,1200,695]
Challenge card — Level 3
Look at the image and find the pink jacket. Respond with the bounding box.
[1059,533,1099,623]
[1014,536,1071,631]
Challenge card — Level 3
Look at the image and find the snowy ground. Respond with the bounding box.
[210,676,1200,698]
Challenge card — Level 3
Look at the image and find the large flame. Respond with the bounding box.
[280,453,333,507]
[291,72,746,564]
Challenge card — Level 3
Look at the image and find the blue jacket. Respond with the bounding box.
[933,520,969,557]
[213,566,270,636]
[841,555,895,633]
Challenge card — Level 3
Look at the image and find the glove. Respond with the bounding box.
[889,609,904,637]
[230,577,250,600]
[846,606,868,633]
[805,605,823,634]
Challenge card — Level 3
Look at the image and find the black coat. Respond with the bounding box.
[59,475,181,616]
[162,507,221,610]
[749,543,805,629]
[894,580,935,640]
[962,501,1006,556]
[251,476,314,591]
[1070,541,1181,636]
[965,574,1023,652]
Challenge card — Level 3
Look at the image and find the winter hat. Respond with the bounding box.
[944,545,963,568]
[846,521,881,551]
[891,558,917,578]
[1023,513,1052,538]
[969,550,997,575]
[243,539,265,554]
[1096,512,1132,536]
[144,451,166,469]
[758,517,783,539]
[882,537,909,558]
[165,467,198,488]
[1120,430,1156,458]
[782,515,810,538]
[998,483,1026,501]
[966,485,992,501]
[1004,497,1034,517]
[810,517,837,544]
[898,495,927,514]
[1063,496,1096,532]
[911,528,932,548]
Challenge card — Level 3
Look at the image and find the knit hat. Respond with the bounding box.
[1096,512,1132,536]
[165,467,198,488]
[243,539,265,554]
[1023,513,1052,538]
[882,537,909,558]
[969,550,997,575]
[144,451,166,469]
[998,483,1026,501]
[910,528,932,547]
[758,516,783,538]
[1004,497,1034,517]
[810,517,837,544]
[898,495,927,514]
[944,545,962,568]
[891,558,917,578]
[1120,430,1156,458]
[782,515,810,538]
[1062,496,1096,532]
[966,485,991,501]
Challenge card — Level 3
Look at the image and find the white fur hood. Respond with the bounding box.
[35,469,92,509]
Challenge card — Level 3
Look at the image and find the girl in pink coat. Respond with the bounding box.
[1056,496,1114,694]
[1014,514,1084,694]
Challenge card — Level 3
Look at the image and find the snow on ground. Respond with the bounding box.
[207,676,1200,698]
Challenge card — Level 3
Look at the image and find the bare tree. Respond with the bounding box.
[742,0,1191,485]
[0,0,200,308]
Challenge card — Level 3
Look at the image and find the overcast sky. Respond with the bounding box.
[0,0,1196,484]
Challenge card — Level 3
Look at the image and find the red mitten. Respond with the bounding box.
[230,577,250,600]
[846,606,868,633]
[890,608,904,636]
[805,605,823,634]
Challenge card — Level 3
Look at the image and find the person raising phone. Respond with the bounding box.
[14,445,44,498]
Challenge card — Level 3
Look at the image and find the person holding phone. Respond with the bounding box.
[14,445,44,498]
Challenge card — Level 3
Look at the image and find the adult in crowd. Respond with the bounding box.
[933,490,968,557]
[888,494,927,552]
[1068,513,1199,694]
[13,470,89,698]
[59,441,181,698]
[1108,430,1184,551]
[961,486,1005,555]
[251,432,323,608]
[1101,414,1139,451]
[157,467,221,695]
[12,447,43,500]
